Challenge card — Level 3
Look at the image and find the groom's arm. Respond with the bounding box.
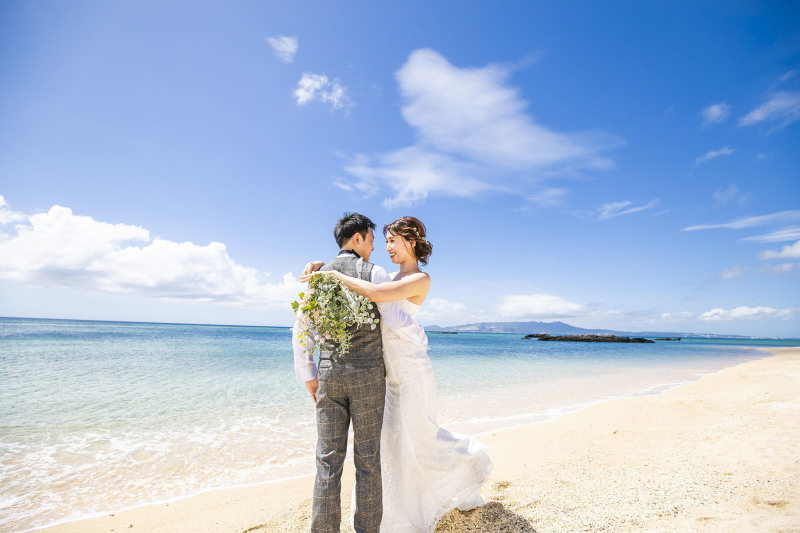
[292,314,318,402]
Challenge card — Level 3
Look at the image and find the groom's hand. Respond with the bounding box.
[305,379,319,403]
[302,261,325,276]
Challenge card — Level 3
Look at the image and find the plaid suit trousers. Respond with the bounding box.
[311,359,386,533]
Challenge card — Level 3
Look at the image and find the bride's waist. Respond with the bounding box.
[382,324,428,347]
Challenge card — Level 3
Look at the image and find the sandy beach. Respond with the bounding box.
[37,347,799,533]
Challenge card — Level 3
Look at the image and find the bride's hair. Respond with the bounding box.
[383,216,433,265]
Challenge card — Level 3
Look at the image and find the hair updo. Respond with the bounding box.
[383,216,433,265]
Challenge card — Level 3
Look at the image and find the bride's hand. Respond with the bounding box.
[302,261,325,277]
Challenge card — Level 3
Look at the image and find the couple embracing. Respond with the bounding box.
[292,213,492,533]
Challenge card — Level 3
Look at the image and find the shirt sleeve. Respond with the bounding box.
[292,310,318,383]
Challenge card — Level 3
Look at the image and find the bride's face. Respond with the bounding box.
[385,231,415,264]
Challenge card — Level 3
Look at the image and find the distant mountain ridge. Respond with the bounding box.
[423,320,749,338]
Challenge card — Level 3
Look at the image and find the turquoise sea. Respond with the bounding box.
[1,317,797,532]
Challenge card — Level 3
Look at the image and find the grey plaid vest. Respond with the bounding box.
[319,254,383,364]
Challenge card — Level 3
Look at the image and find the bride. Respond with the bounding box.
[304,216,492,532]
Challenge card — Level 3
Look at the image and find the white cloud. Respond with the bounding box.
[497,293,585,320]
[338,48,620,208]
[343,148,487,208]
[294,73,350,110]
[597,198,659,220]
[416,298,469,325]
[695,146,734,164]
[660,311,696,322]
[699,306,798,322]
[757,262,800,276]
[717,265,747,280]
[700,102,730,127]
[738,91,800,128]
[742,226,800,243]
[682,210,800,231]
[396,49,614,169]
[0,201,301,306]
[760,240,800,260]
[0,195,27,226]
[266,35,298,64]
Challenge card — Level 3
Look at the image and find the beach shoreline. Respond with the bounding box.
[33,346,799,533]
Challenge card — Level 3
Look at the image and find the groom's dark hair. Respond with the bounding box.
[334,212,376,247]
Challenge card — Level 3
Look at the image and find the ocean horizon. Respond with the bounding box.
[5,316,800,340]
[1,317,797,532]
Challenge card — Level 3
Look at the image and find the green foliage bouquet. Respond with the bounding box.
[291,272,379,359]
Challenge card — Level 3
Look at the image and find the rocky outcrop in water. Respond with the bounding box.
[523,334,655,343]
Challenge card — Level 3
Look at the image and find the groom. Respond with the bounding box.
[292,212,393,533]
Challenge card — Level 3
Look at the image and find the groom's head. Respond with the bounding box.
[334,212,376,261]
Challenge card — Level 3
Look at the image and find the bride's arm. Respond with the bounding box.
[302,270,430,303]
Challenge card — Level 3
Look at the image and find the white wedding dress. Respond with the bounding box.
[374,297,493,532]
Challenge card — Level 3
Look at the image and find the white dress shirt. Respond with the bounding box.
[292,263,417,382]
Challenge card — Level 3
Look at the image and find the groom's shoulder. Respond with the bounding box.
[320,255,353,272]
[319,258,342,272]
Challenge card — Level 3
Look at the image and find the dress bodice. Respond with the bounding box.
[396,298,421,319]
[378,294,427,350]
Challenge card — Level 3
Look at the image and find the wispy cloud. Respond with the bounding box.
[294,73,351,111]
[739,91,800,128]
[526,187,569,208]
[697,215,800,282]
[682,210,800,231]
[699,306,798,322]
[0,199,301,306]
[777,70,797,84]
[266,35,298,64]
[713,184,748,206]
[337,48,621,208]
[741,226,800,243]
[700,102,730,127]
[695,146,734,164]
[597,198,660,220]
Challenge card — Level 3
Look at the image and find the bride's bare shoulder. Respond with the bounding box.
[393,271,430,282]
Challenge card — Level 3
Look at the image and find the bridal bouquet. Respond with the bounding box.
[291,272,379,358]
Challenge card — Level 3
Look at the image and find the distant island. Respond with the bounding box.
[524,334,654,343]
[424,320,753,339]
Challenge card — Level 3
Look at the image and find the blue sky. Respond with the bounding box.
[1,1,798,337]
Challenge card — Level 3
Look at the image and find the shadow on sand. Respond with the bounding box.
[241,489,538,533]
[435,500,537,532]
